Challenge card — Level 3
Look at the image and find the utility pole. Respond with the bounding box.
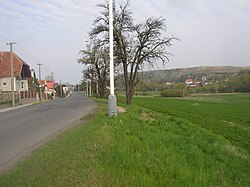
[7,42,17,107]
[50,72,55,81]
[37,63,43,101]
[108,0,117,117]
[60,80,63,98]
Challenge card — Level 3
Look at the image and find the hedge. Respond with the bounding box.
[160,89,185,97]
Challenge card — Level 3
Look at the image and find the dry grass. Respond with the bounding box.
[117,106,126,113]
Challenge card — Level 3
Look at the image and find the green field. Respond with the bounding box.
[0,94,249,186]
[133,94,250,151]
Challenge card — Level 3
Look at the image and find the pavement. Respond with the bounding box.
[0,92,97,175]
[0,102,36,114]
[0,91,73,114]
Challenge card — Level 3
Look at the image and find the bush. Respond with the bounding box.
[160,89,185,97]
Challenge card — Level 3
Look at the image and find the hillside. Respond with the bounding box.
[140,66,250,83]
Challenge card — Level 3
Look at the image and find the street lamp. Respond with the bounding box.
[108,0,117,117]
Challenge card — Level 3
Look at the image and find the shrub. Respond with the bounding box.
[160,89,185,97]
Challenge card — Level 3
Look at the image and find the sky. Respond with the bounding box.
[0,0,249,84]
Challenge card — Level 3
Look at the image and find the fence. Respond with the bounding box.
[19,91,37,100]
[0,91,19,101]
[0,91,39,102]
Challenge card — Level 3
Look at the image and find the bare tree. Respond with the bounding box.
[91,0,176,104]
[78,39,109,98]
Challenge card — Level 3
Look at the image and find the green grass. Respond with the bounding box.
[0,94,249,186]
[133,94,250,151]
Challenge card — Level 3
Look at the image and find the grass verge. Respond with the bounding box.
[0,95,249,186]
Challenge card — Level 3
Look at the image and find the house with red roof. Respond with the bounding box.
[185,76,196,87]
[0,51,33,92]
[185,78,194,85]
[38,79,55,94]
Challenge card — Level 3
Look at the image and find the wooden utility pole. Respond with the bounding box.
[60,80,63,98]
[7,42,17,107]
[37,63,43,101]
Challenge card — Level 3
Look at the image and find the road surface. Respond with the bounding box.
[0,92,97,174]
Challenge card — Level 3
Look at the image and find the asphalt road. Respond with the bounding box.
[0,92,97,174]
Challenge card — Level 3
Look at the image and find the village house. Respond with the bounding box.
[0,51,35,92]
[185,77,195,86]
[38,79,55,97]
[0,51,39,102]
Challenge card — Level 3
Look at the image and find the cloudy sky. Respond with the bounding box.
[0,0,249,83]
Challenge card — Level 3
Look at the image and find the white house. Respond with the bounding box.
[0,77,28,92]
[185,78,194,85]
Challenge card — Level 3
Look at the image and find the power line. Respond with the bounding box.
[14,43,62,82]
[17,44,62,82]
[1,37,63,83]
[0,39,7,44]
[0,36,12,43]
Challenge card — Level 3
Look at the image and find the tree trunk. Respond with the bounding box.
[126,85,134,105]
[99,80,106,98]
[126,92,133,105]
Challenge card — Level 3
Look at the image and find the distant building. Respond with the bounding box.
[185,78,194,85]
[201,76,208,85]
[38,80,55,95]
[46,80,55,90]
[62,85,69,95]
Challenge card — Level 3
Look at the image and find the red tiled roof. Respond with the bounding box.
[0,51,29,77]
[46,80,55,89]
[37,80,55,89]
[186,78,193,82]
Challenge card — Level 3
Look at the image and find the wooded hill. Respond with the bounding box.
[139,66,250,83]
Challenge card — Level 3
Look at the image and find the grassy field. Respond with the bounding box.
[0,94,249,186]
[132,94,250,151]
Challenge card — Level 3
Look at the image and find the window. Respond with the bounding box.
[21,82,24,89]
[3,82,6,86]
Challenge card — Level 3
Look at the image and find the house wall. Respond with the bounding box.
[0,77,14,91]
[16,79,28,91]
[0,77,28,92]
[63,86,69,94]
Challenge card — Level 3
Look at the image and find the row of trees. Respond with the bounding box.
[213,70,250,93]
[78,0,176,104]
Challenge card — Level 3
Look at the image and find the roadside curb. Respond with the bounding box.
[0,100,51,114]
[0,103,35,113]
[0,93,71,113]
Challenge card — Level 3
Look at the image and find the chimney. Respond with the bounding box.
[31,69,35,78]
